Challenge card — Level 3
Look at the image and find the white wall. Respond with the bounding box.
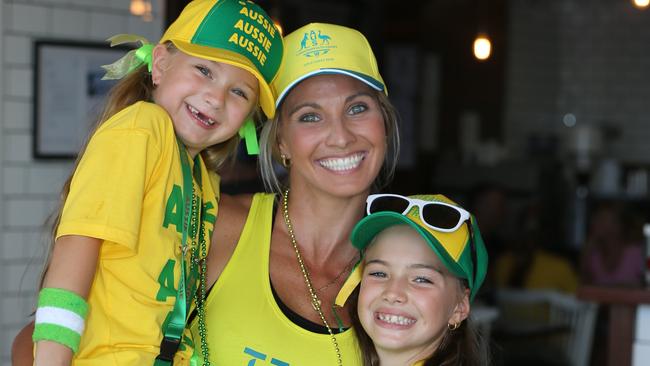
[0,0,163,364]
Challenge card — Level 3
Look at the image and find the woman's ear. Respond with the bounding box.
[277,128,289,159]
[151,44,171,86]
[449,287,471,326]
[278,145,289,160]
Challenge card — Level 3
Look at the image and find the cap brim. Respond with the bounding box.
[351,212,467,280]
[275,68,386,108]
[171,40,276,119]
[334,261,362,307]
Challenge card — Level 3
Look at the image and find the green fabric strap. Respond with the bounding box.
[135,44,154,72]
[238,118,259,155]
[154,139,202,366]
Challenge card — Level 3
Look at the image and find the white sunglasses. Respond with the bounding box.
[366,194,471,233]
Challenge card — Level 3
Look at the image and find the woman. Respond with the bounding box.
[192,23,399,365]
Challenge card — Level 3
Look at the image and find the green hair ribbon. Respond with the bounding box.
[101,34,153,80]
[238,118,259,155]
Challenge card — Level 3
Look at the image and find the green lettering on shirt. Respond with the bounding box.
[203,201,216,225]
[163,184,183,233]
[156,259,177,301]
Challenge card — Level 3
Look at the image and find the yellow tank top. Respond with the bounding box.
[191,193,362,365]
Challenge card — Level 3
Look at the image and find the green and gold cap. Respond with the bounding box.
[336,194,488,305]
[272,23,386,107]
[160,0,284,118]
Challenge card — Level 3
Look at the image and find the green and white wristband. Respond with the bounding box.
[33,287,89,354]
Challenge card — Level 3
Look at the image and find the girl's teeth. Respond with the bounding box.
[188,105,215,126]
[319,154,364,171]
[377,313,415,325]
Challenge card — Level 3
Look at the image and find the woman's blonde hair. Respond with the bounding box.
[259,88,400,194]
[40,44,257,283]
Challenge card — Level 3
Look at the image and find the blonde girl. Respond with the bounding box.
[30,1,283,365]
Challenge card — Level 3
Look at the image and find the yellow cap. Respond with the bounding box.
[272,23,386,107]
[160,0,284,118]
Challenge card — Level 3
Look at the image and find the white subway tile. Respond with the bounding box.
[6,67,32,99]
[52,8,89,38]
[27,165,68,195]
[1,232,25,260]
[2,100,31,131]
[127,15,163,43]
[3,35,31,65]
[10,4,49,35]
[2,166,26,195]
[2,133,31,163]
[89,12,127,40]
[4,263,39,293]
[5,198,49,228]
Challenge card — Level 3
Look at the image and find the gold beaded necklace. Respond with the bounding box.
[281,189,344,366]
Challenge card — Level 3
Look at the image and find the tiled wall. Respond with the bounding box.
[0,0,162,364]
[505,0,650,166]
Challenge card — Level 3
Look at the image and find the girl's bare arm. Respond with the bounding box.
[34,235,101,366]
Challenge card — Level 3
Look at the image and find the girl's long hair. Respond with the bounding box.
[40,44,254,284]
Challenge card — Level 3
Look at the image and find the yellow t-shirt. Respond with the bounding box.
[57,101,219,365]
[191,193,362,365]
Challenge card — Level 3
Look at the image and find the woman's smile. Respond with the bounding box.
[317,152,367,172]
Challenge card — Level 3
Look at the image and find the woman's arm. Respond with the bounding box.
[205,193,253,287]
[34,235,101,366]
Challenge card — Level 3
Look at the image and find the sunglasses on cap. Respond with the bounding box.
[365,193,478,291]
[366,194,471,233]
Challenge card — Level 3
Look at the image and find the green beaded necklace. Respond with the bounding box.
[189,184,211,365]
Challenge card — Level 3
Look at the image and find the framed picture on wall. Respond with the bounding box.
[33,40,129,159]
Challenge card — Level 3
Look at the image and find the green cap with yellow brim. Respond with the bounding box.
[160,0,284,119]
[336,194,488,306]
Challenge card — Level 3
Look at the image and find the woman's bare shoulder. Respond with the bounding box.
[220,193,254,215]
[207,193,256,284]
[215,193,255,244]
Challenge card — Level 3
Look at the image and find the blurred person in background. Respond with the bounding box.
[580,201,644,286]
